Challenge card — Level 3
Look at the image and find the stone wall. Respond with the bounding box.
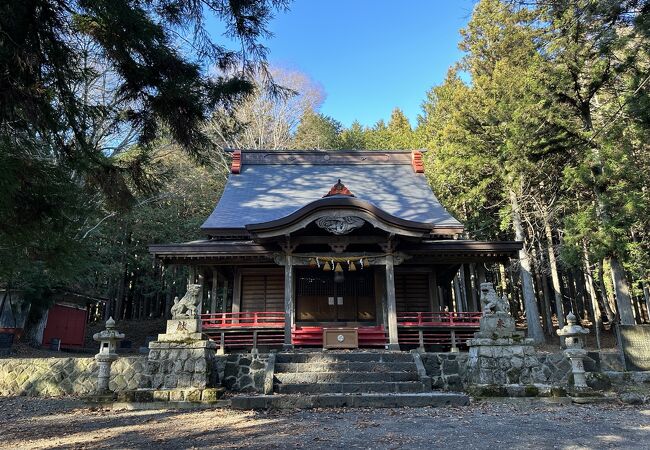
[421,353,468,391]
[421,351,601,390]
[217,353,269,392]
[0,356,146,397]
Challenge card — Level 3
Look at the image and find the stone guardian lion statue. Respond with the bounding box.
[479,282,510,316]
[170,284,202,319]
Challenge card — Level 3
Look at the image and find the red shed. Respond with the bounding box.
[42,303,88,349]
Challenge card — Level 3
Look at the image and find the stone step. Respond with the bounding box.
[274,381,427,394]
[274,361,417,373]
[230,392,470,409]
[275,371,420,384]
[276,352,413,364]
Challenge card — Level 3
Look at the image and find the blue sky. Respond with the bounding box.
[210,1,477,128]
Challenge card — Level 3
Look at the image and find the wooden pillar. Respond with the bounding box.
[385,255,400,350]
[222,278,229,313]
[452,275,464,312]
[438,286,446,311]
[476,263,487,285]
[284,255,294,348]
[232,269,241,313]
[375,269,387,327]
[198,268,205,316]
[429,270,440,312]
[210,269,218,314]
[464,264,477,311]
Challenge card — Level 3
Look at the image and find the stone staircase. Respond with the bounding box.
[274,352,429,394]
[230,351,469,409]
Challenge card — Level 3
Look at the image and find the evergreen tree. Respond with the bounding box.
[293,109,343,149]
[339,121,367,149]
[0,0,288,318]
[386,108,416,149]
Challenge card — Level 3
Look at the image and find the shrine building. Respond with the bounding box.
[149,150,522,352]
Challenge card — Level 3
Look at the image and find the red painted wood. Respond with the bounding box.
[200,311,480,350]
[411,150,425,173]
[231,149,242,174]
[292,325,387,347]
[200,312,285,329]
[397,311,481,327]
[42,304,87,348]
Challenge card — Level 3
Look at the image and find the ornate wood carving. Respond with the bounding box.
[323,179,354,197]
[316,216,365,235]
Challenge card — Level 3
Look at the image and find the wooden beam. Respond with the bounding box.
[291,236,387,246]
[385,255,400,350]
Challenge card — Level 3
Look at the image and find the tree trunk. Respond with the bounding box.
[499,263,509,299]
[532,243,553,335]
[598,259,616,323]
[583,242,602,349]
[609,257,636,325]
[643,281,650,323]
[509,188,544,343]
[543,220,565,330]
[23,309,49,347]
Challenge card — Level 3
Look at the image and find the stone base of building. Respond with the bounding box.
[141,340,217,390]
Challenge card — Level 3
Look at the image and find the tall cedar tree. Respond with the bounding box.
[0,0,287,318]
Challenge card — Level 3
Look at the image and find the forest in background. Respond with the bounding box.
[1,0,649,345]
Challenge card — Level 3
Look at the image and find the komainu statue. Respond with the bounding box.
[479,282,510,316]
[171,284,202,319]
[475,282,518,338]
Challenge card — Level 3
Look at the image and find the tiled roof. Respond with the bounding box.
[201,150,463,232]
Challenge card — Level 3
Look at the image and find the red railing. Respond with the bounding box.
[292,325,386,347]
[200,311,285,329]
[397,311,481,327]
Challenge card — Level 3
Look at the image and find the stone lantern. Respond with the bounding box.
[556,311,590,389]
[93,317,125,394]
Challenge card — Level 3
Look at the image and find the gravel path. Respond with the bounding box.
[0,397,648,449]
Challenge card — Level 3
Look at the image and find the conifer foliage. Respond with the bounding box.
[0,0,287,323]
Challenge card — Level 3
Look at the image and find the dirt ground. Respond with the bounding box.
[1,397,648,449]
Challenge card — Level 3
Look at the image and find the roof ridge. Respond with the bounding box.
[230,149,428,170]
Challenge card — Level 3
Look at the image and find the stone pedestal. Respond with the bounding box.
[467,283,537,386]
[467,336,536,385]
[142,340,217,390]
[141,312,217,390]
[476,312,517,339]
[156,319,202,342]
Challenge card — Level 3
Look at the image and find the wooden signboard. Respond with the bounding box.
[323,328,359,349]
[618,325,650,371]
